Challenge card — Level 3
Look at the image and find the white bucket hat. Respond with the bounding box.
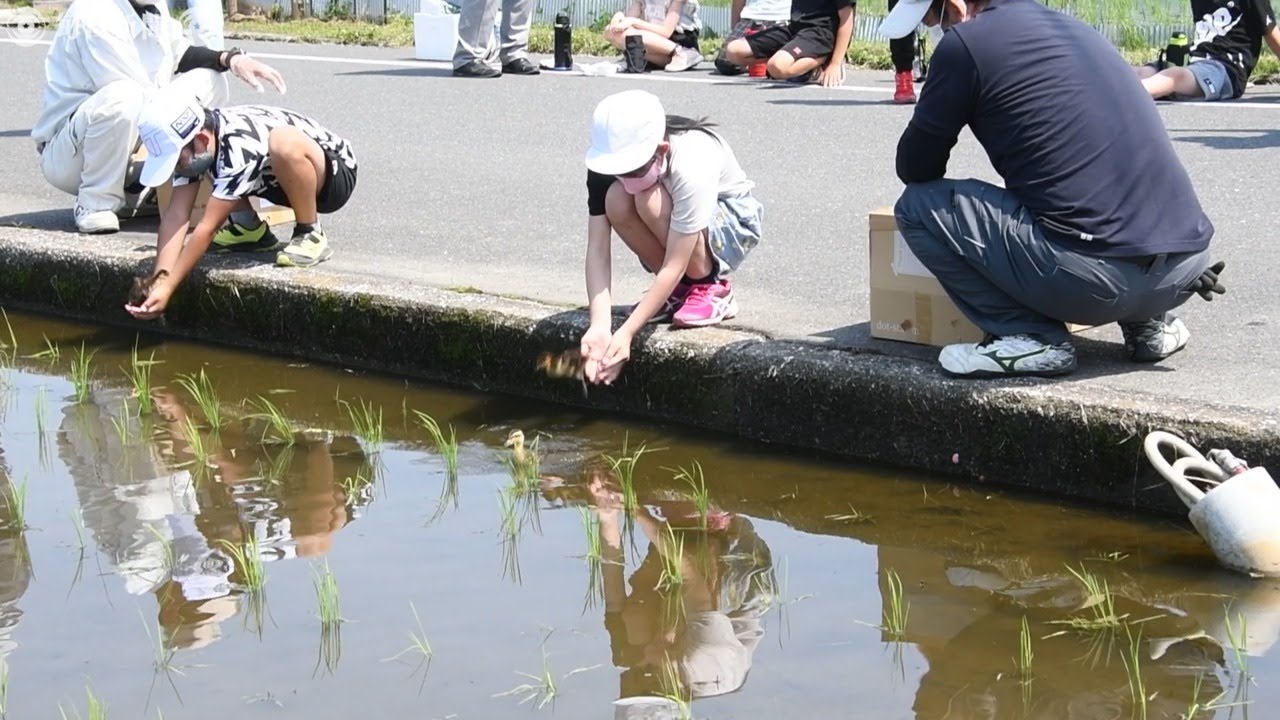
[585,89,666,176]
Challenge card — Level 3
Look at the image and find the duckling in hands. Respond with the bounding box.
[128,269,169,307]
[536,349,588,398]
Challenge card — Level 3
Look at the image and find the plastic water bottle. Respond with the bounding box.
[1162,31,1189,69]
[553,11,573,70]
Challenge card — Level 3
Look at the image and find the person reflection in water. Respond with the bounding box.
[875,545,1233,720]
[57,382,372,651]
[559,469,775,717]
[0,453,32,680]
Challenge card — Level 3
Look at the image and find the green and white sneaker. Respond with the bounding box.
[939,334,1077,378]
[276,228,333,268]
[212,220,281,253]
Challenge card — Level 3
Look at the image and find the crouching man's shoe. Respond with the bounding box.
[1120,314,1190,362]
[74,204,119,234]
[940,334,1078,378]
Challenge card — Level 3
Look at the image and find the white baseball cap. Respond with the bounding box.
[585,90,666,176]
[879,0,935,39]
[137,89,208,188]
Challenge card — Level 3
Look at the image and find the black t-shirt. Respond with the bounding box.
[587,170,614,216]
[898,0,1213,258]
[790,0,853,23]
[1189,0,1277,97]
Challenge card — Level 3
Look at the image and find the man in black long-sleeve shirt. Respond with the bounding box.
[879,0,1223,379]
[32,0,285,235]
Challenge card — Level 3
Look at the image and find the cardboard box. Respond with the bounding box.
[868,207,1089,347]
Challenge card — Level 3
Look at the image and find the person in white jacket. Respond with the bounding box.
[31,0,286,235]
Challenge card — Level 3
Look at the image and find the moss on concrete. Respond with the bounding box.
[0,237,1275,518]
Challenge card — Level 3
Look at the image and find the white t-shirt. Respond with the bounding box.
[641,0,702,32]
[742,0,791,23]
[663,129,754,235]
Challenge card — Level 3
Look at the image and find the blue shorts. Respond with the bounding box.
[1184,57,1235,101]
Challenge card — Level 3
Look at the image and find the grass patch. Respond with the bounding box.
[247,396,295,445]
[602,435,657,518]
[655,525,686,593]
[312,560,342,628]
[340,397,384,453]
[123,344,160,416]
[219,537,267,592]
[672,461,710,530]
[415,411,459,481]
[880,568,909,640]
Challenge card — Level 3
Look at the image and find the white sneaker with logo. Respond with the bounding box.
[74,204,120,234]
[939,334,1077,378]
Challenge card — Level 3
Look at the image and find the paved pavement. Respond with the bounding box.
[1,36,1278,421]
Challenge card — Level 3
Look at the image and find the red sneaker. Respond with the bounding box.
[894,70,917,104]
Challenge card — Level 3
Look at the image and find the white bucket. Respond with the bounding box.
[1146,431,1280,578]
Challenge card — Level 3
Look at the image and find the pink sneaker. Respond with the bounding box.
[630,281,693,323]
[672,279,738,328]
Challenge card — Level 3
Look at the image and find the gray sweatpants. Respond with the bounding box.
[894,179,1213,344]
[452,0,534,70]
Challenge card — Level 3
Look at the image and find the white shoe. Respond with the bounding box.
[939,334,1077,378]
[74,204,120,234]
[1120,315,1190,362]
[665,47,703,72]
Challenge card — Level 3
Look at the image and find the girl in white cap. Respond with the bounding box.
[580,89,764,386]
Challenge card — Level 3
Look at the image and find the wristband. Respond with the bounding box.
[221,47,245,71]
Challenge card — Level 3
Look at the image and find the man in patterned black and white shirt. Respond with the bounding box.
[124,90,358,320]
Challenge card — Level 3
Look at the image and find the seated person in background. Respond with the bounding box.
[31,0,284,235]
[1137,0,1280,101]
[883,0,1224,378]
[125,90,359,320]
[713,0,792,75]
[604,0,706,72]
[718,0,853,85]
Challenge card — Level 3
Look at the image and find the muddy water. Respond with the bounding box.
[0,309,1273,719]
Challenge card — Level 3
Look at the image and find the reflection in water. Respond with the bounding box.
[0,442,32,685]
[57,385,374,653]
[546,469,777,719]
[878,544,1252,719]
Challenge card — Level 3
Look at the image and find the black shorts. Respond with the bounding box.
[744,14,835,60]
[670,28,700,50]
[259,150,358,214]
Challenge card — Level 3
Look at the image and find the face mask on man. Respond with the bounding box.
[619,150,668,195]
[176,150,215,179]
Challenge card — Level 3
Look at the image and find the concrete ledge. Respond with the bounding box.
[0,228,1275,517]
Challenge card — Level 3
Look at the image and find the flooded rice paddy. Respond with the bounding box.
[0,309,1273,719]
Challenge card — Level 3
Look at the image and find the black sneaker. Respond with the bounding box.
[453,60,501,78]
[501,58,541,75]
[1120,314,1190,362]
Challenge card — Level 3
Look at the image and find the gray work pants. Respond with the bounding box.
[893,179,1213,344]
[452,0,534,70]
[39,69,228,214]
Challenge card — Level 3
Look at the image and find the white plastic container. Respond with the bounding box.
[414,11,461,61]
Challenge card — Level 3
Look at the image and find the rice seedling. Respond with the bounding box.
[657,656,694,720]
[34,383,47,437]
[1017,615,1034,684]
[0,309,16,365]
[248,396,295,445]
[579,506,602,561]
[672,461,710,530]
[312,560,342,628]
[494,636,600,710]
[1120,623,1149,720]
[1181,671,1232,720]
[340,471,374,510]
[60,684,107,720]
[145,525,175,579]
[181,417,210,473]
[29,335,61,363]
[382,602,434,691]
[2,479,28,532]
[881,569,910,640]
[602,435,657,517]
[1047,564,1128,633]
[1224,608,1251,682]
[124,344,160,416]
[824,504,874,524]
[218,536,267,592]
[340,397,384,453]
[69,343,96,404]
[109,402,134,447]
[655,525,686,593]
[0,658,9,717]
[415,411,458,480]
[174,369,222,430]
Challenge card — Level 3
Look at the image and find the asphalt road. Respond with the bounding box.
[2,35,1278,419]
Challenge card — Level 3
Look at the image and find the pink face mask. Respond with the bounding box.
[619,151,667,195]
